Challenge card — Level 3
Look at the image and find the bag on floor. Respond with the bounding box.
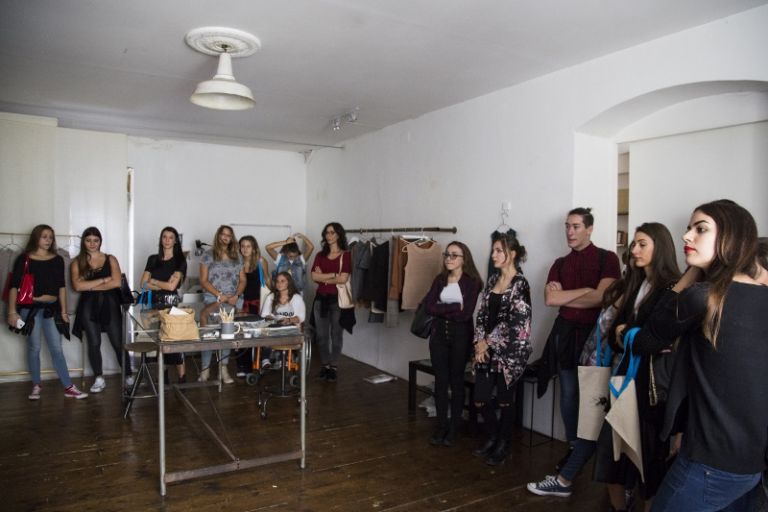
[158,307,199,341]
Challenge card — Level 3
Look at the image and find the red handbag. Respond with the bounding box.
[16,256,35,305]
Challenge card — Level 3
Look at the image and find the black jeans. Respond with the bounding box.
[428,319,472,429]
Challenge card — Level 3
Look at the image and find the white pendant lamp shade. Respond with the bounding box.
[190,52,255,110]
[185,27,261,111]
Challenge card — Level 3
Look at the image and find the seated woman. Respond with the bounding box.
[238,235,271,375]
[71,226,130,393]
[266,233,314,293]
[6,224,88,400]
[139,227,187,383]
[260,272,306,370]
[260,271,306,326]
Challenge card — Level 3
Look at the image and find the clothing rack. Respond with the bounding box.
[347,226,457,234]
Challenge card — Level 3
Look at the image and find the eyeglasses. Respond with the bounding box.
[442,252,463,260]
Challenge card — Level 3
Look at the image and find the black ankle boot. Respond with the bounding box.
[473,436,497,458]
[430,426,447,446]
[442,424,459,446]
[485,439,509,466]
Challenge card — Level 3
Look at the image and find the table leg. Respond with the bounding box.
[300,341,306,469]
[159,349,166,496]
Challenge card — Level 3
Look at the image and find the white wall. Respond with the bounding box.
[0,116,128,381]
[128,137,307,287]
[629,121,768,265]
[306,6,768,438]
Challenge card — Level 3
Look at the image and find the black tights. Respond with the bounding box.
[82,318,130,376]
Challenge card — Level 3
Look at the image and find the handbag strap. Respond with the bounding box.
[595,312,613,368]
[23,255,31,274]
[609,326,641,398]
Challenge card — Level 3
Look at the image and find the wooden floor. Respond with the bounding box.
[1,354,609,512]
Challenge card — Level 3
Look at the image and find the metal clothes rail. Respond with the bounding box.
[346,226,457,234]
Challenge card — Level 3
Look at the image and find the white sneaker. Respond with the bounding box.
[90,376,106,393]
[28,384,42,400]
[261,358,272,370]
[198,368,210,382]
[125,375,135,388]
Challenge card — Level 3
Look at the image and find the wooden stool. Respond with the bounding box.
[123,341,159,418]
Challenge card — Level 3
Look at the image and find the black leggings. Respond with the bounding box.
[81,318,130,376]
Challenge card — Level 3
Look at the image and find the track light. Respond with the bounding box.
[330,109,360,132]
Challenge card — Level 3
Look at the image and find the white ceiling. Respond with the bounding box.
[1,0,766,152]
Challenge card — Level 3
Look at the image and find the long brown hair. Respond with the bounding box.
[607,223,681,335]
[440,241,482,285]
[239,235,261,272]
[24,224,58,255]
[695,200,758,346]
[75,226,103,276]
[271,271,299,315]
[212,225,239,262]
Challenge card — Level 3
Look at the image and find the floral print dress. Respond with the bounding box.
[473,272,532,387]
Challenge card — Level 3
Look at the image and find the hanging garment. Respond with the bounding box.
[350,241,371,302]
[401,242,443,310]
[387,236,409,300]
[362,240,389,311]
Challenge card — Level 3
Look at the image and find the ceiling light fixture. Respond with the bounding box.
[330,108,360,131]
[185,27,261,111]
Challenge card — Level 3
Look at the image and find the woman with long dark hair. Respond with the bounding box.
[261,271,306,326]
[597,223,681,511]
[139,226,187,383]
[637,201,768,512]
[423,240,482,447]
[310,222,351,382]
[71,226,130,394]
[472,231,531,465]
[198,225,245,383]
[6,225,87,400]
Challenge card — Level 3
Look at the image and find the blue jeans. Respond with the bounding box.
[558,367,579,443]
[652,454,761,512]
[200,295,241,370]
[560,437,597,481]
[27,308,73,388]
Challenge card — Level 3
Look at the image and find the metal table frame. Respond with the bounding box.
[155,334,306,495]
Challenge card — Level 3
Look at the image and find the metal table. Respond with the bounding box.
[124,305,306,496]
[156,331,306,496]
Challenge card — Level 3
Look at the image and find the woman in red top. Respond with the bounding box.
[311,222,351,382]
